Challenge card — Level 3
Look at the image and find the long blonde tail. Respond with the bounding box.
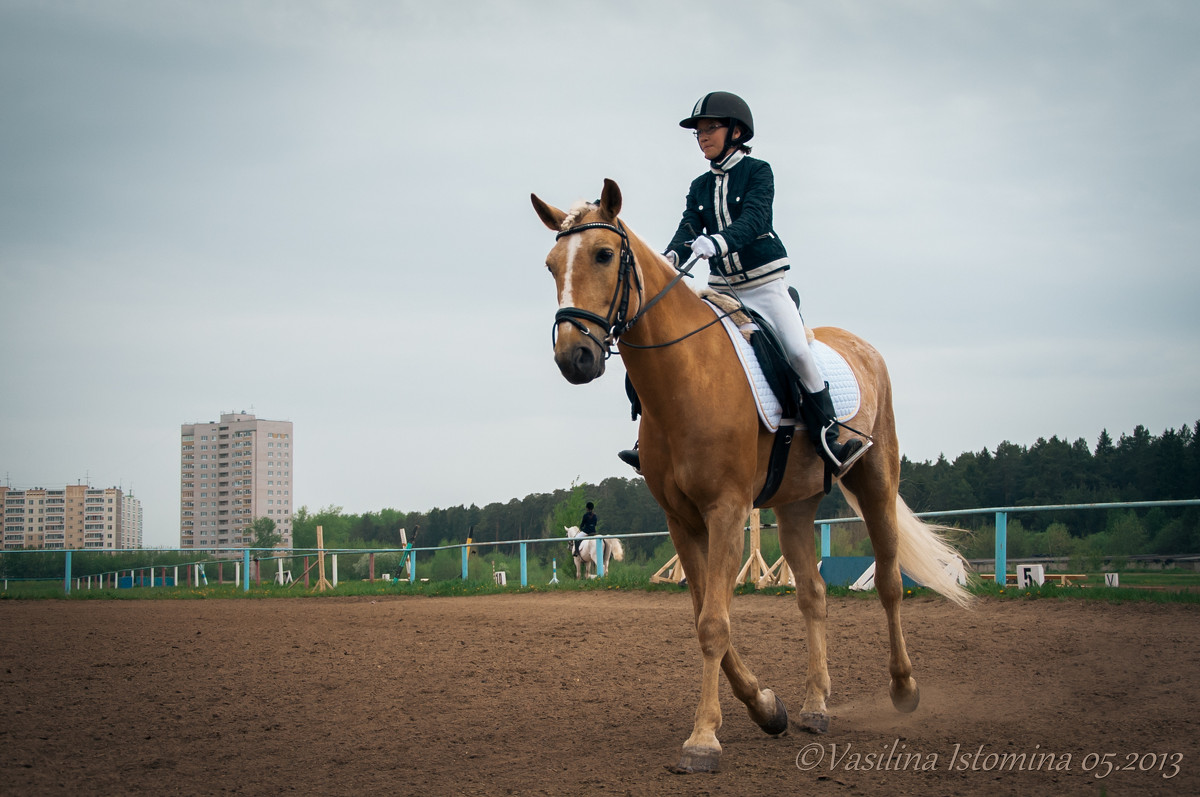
[841,488,973,608]
[609,538,625,562]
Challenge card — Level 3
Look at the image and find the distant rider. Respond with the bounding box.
[574,501,598,556]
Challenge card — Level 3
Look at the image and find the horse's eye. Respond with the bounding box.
[596,248,614,265]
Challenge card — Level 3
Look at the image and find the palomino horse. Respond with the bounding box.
[532,179,971,774]
[565,526,625,579]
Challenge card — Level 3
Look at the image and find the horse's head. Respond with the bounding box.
[564,525,580,538]
[531,179,635,385]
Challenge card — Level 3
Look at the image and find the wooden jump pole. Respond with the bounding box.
[735,509,774,587]
[650,509,787,588]
[313,525,333,592]
[761,553,794,588]
[649,552,686,584]
[286,556,322,590]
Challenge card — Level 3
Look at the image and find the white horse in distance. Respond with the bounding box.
[565,526,624,579]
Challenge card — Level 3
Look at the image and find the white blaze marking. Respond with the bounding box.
[558,234,583,309]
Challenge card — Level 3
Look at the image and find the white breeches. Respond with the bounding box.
[726,278,826,394]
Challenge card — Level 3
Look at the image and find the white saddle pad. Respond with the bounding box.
[707,300,861,433]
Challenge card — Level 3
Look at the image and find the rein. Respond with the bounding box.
[553,221,717,356]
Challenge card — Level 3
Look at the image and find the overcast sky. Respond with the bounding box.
[2,1,1197,547]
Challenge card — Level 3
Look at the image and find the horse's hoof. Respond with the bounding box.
[754,694,789,736]
[798,711,830,734]
[669,748,721,774]
[890,680,920,713]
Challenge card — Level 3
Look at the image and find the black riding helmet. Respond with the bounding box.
[679,91,754,156]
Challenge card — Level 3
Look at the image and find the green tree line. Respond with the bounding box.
[900,422,1199,549]
[289,422,1198,562]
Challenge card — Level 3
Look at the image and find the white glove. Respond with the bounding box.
[690,235,717,258]
[663,250,678,267]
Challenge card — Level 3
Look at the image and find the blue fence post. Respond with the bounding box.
[64,550,72,594]
[821,523,831,558]
[596,536,605,577]
[995,511,1008,586]
[408,549,416,583]
[520,543,528,587]
[243,548,251,593]
[461,545,469,580]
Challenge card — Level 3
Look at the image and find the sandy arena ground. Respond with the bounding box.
[1,591,1197,796]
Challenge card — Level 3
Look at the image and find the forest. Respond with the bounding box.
[293,422,1200,563]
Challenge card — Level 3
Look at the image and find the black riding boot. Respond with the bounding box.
[617,443,641,473]
[801,383,869,477]
[618,375,643,473]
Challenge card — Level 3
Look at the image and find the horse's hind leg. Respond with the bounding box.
[844,467,919,713]
[776,497,832,733]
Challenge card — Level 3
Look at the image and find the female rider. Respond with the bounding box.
[618,91,866,478]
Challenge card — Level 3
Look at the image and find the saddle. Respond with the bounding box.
[704,293,862,503]
[705,294,861,430]
[622,293,862,505]
[729,303,802,507]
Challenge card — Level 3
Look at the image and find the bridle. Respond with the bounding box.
[552,219,722,358]
[552,221,641,356]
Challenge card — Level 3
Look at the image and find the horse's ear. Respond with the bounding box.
[532,193,566,231]
[599,178,622,220]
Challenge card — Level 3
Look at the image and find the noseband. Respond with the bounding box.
[552,221,642,358]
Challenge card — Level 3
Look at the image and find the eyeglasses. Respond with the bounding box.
[693,123,727,139]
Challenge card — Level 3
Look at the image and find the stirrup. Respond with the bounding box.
[821,425,873,478]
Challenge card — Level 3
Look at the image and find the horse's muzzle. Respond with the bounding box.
[555,341,606,384]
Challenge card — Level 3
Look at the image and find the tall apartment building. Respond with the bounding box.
[1,485,142,550]
[180,412,293,553]
[123,493,144,548]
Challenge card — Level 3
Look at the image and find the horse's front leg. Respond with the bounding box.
[718,509,791,739]
[719,646,790,736]
[574,554,582,580]
[670,505,767,773]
